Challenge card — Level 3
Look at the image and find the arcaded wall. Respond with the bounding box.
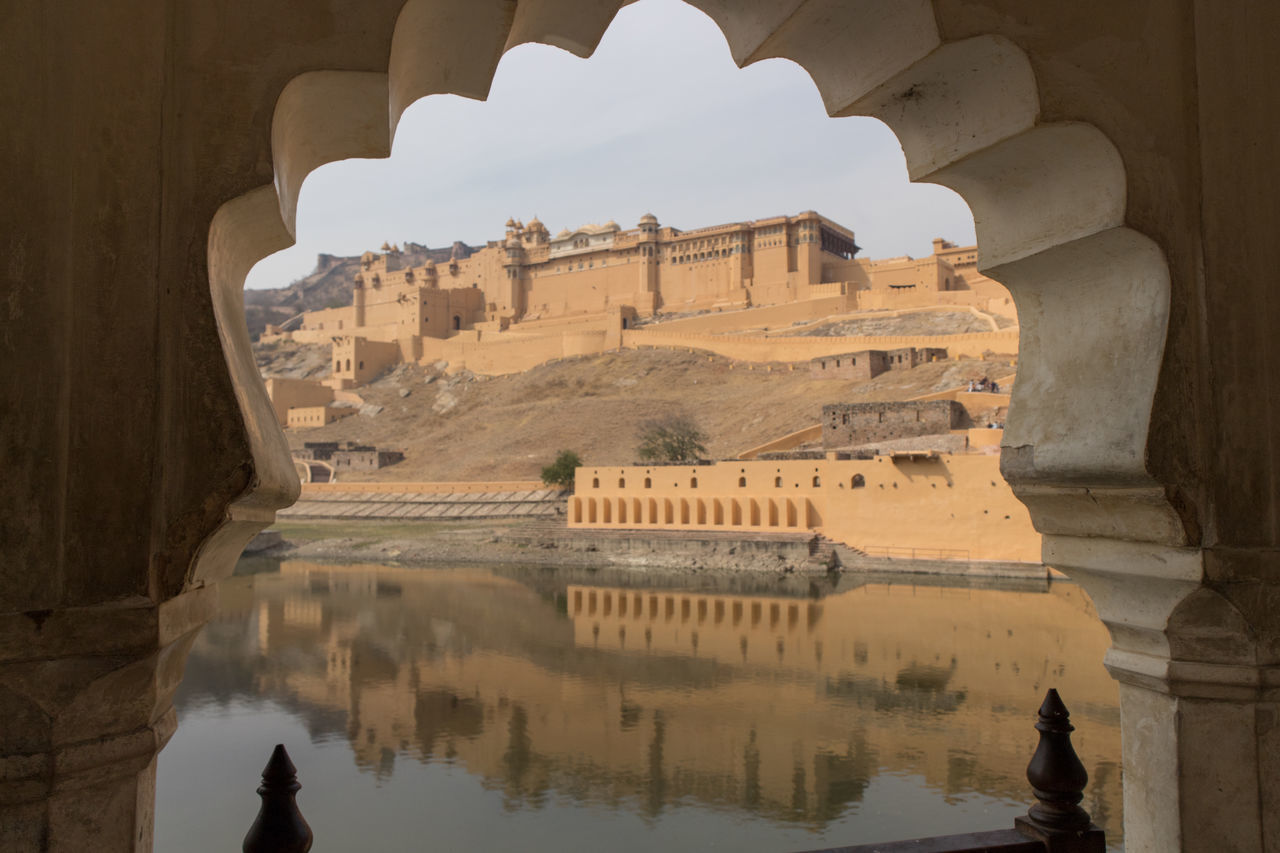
[571,454,1040,563]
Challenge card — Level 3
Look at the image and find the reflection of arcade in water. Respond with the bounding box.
[183,561,1121,835]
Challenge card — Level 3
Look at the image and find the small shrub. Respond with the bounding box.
[541,450,581,489]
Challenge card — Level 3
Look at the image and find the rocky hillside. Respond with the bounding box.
[254,339,333,381]
[276,348,1015,483]
[243,241,477,338]
[782,309,997,337]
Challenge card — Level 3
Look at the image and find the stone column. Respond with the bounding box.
[1048,535,1280,852]
[0,588,216,851]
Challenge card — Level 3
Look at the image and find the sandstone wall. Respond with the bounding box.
[622,328,1019,363]
[822,401,966,449]
[571,454,1041,564]
[262,377,334,427]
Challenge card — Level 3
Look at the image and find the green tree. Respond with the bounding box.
[541,450,582,489]
[636,414,708,463]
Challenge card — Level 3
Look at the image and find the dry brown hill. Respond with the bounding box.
[275,349,1014,483]
[781,309,1003,337]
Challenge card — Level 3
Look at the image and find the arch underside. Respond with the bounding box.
[203,6,1191,846]
[209,0,1177,566]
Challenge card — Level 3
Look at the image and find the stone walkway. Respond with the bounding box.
[279,488,568,520]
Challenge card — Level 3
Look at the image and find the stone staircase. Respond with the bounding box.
[807,534,868,569]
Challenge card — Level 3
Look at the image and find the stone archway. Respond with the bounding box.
[6,3,1279,852]
[199,7,1271,851]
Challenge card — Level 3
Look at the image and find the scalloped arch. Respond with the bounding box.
[205,0,1180,575]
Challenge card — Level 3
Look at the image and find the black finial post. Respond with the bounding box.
[1014,690,1105,851]
[243,744,313,853]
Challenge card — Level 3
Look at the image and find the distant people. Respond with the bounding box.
[967,380,975,392]
[990,380,1000,393]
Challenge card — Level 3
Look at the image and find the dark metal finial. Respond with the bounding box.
[1023,689,1092,834]
[243,744,314,853]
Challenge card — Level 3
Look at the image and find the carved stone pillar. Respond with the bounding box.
[0,589,216,850]
[1047,535,1280,852]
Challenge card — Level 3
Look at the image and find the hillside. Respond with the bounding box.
[273,348,1014,482]
[784,310,997,337]
[243,241,477,338]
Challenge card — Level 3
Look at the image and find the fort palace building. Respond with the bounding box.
[271,212,1011,391]
[291,213,1006,339]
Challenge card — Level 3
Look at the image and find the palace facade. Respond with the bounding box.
[287,212,1011,349]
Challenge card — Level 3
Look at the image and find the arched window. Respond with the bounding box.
[690,477,698,488]
[774,476,783,488]
[345,359,351,371]
[644,477,652,489]
[618,478,626,488]
[738,477,746,487]
[592,477,599,488]
[452,315,461,330]
[335,361,341,371]
[852,474,866,488]
[358,360,364,370]
[812,476,821,487]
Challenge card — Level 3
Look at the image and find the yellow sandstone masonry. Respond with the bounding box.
[570,453,1040,564]
[272,215,1015,390]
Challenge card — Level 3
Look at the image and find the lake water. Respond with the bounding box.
[155,559,1122,851]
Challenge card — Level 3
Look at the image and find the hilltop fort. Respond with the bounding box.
[261,210,1014,401]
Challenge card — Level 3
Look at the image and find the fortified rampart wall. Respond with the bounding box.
[621,328,1020,363]
[642,295,851,334]
[774,304,1002,337]
[737,424,825,460]
[856,286,1015,318]
[420,329,613,375]
[405,325,1019,377]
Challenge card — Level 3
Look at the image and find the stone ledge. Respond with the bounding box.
[0,709,176,804]
[0,588,217,665]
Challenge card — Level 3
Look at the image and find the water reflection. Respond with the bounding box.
[165,561,1122,850]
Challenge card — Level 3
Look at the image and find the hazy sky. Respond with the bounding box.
[245,0,976,290]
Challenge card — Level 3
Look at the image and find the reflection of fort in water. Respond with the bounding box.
[184,562,1121,832]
